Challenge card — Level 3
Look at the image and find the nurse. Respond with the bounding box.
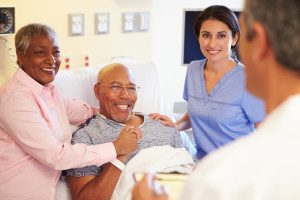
[150,5,265,159]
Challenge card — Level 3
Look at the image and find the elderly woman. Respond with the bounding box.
[0,23,141,199]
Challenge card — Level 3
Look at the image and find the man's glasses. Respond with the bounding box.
[97,83,140,94]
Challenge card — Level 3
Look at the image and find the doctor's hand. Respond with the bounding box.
[113,126,142,156]
[132,174,169,200]
[148,113,176,129]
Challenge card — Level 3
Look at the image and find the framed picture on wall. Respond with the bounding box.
[122,12,136,32]
[137,12,149,32]
[0,7,15,34]
[68,13,84,36]
[95,13,109,34]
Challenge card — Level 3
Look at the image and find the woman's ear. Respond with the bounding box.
[231,32,240,47]
[16,50,24,67]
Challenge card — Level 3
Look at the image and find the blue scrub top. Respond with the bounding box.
[183,59,265,159]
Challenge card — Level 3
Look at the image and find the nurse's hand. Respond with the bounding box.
[148,113,176,129]
[132,174,169,200]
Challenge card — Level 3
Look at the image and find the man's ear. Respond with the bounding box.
[251,22,271,62]
[94,83,100,100]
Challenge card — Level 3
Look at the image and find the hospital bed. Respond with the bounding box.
[53,58,170,116]
[53,58,195,200]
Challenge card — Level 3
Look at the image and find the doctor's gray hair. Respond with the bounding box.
[243,0,300,72]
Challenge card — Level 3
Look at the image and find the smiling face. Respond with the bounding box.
[198,19,239,63]
[17,36,61,85]
[94,64,137,123]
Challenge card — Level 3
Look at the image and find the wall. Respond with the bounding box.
[0,0,152,85]
[151,0,244,112]
[0,34,17,86]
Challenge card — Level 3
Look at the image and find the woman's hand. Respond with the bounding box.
[132,174,169,200]
[148,113,176,129]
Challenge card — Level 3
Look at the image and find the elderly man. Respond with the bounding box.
[66,63,196,200]
[132,0,300,199]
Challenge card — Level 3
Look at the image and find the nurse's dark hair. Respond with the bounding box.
[15,23,57,55]
[194,5,240,50]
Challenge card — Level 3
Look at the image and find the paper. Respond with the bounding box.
[133,172,188,200]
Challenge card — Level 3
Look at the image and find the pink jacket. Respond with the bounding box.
[0,68,116,200]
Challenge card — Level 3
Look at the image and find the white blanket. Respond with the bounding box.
[111,145,196,200]
[55,145,195,200]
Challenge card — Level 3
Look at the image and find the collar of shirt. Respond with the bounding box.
[14,68,55,95]
[97,113,146,128]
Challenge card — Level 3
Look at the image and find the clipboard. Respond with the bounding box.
[133,172,188,200]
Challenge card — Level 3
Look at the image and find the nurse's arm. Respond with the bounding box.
[175,112,192,131]
[254,121,263,128]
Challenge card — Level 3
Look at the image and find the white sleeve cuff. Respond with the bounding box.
[110,159,125,171]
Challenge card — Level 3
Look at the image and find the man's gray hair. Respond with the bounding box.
[244,0,300,72]
[15,23,57,55]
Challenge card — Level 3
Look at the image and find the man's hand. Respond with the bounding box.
[113,126,142,155]
[117,154,130,163]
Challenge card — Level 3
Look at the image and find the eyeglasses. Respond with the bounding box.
[97,83,140,94]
